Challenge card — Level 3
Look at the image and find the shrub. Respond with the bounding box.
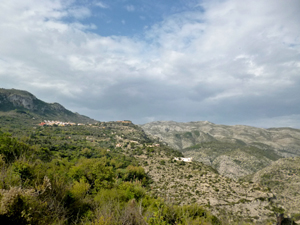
[12,160,34,184]
[70,178,90,199]
[159,160,166,165]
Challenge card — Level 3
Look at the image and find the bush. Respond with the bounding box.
[159,160,166,165]
[12,160,34,184]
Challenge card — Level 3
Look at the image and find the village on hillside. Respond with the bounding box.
[39,120,83,126]
[39,120,133,127]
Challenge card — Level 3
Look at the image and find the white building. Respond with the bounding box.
[174,157,193,162]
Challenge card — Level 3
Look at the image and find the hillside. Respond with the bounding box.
[139,153,280,224]
[140,121,300,179]
[0,121,221,225]
[182,141,281,180]
[0,118,287,224]
[247,157,300,220]
[0,88,96,124]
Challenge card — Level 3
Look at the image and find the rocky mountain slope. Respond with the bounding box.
[140,121,300,179]
[0,88,96,123]
[138,153,280,224]
[182,141,281,180]
[247,157,300,219]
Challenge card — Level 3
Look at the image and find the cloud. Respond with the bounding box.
[94,1,109,9]
[67,6,91,19]
[125,5,135,12]
[0,0,300,127]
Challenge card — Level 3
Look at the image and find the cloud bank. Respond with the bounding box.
[1,0,300,128]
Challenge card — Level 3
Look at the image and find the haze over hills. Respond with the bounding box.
[0,88,97,124]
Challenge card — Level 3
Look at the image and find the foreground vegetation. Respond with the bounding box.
[0,119,220,224]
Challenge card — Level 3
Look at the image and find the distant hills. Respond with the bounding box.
[140,121,300,221]
[0,88,97,124]
[140,121,300,179]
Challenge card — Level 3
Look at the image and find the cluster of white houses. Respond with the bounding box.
[115,142,161,148]
[147,144,160,147]
[39,120,85,126]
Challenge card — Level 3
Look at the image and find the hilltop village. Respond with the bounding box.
[39,120,133,127]
[39,120,80,126]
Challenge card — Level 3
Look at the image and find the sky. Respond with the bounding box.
[1,0,300,128]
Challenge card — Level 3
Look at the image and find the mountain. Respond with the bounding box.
[140,121,300,179]
[0,88,97,124]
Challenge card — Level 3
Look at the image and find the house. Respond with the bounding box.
[174,157,193,162]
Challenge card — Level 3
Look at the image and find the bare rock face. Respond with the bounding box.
[7,93,36,110]
[0,88,37,110]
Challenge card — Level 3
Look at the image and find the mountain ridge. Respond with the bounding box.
[140,120,300,155]
[140,121,300,180]
[0,88,97,124]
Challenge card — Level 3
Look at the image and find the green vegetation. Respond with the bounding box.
[0,116,220,225]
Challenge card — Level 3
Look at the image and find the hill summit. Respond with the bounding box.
[0,88,96,123]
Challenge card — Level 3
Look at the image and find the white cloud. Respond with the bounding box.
[94,1,109,9]
[0,0,300,127]
[67,6,91,19]
[125,5,135,12]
